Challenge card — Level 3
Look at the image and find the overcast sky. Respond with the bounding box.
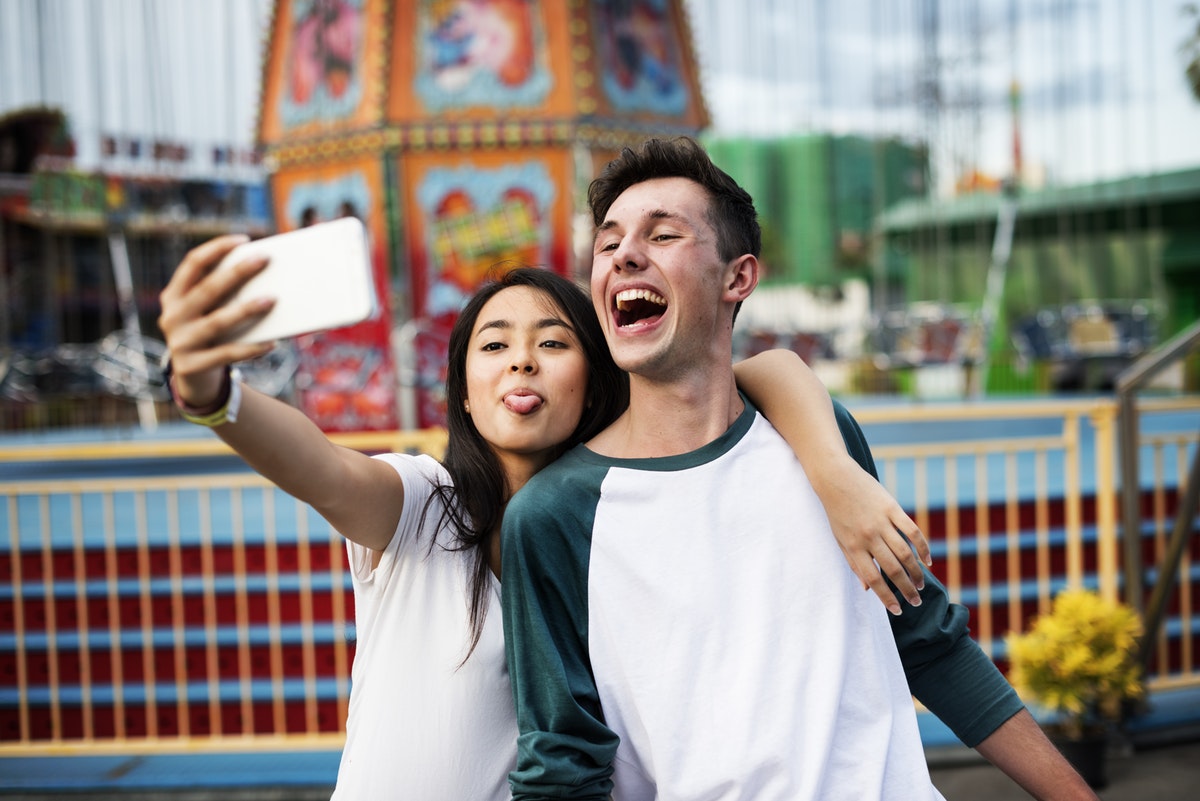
[0,0,1196,191]
[686,0,1200,188]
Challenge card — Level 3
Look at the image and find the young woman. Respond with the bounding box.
[157,234,927,799]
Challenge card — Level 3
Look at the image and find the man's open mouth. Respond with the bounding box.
[614,288,667,328]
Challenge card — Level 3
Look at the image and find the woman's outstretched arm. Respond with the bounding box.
[734,348,930,614]
[157,234,404,552]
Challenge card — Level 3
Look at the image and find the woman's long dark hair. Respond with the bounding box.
[424,267,627,662]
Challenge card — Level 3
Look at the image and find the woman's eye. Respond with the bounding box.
[540,339,568,349]
[481,342,505,352]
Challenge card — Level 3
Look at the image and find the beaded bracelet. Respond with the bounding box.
[163,360,244,427]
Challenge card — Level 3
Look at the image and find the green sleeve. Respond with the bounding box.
[832,401,1025,747]
[500,457,617,801]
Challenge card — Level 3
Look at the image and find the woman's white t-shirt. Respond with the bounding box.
[330,453,516,800]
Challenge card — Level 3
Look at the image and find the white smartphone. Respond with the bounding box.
[215,216,377,344]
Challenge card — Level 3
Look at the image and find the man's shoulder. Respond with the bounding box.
[829,397,857,425]
[828,399,878,479]
[505,447,607,528]
[517,445,595,494]
[502,447,609,570]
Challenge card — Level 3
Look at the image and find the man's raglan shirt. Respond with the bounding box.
[500,398,1022,801]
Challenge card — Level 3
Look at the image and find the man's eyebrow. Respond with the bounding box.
[594,209,684,239]
[647,209,684,224]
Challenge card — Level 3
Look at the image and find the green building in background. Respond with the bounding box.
[876,168,1200,392]
[877,169,1200,339]
[702,134,1200,394]
[704,134,928,291]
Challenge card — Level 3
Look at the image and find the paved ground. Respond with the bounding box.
[5,736,1200,800]
[930,734,1200,800]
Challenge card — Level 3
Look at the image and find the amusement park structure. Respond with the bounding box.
[1,8,1198,792]
[254,0,708,430]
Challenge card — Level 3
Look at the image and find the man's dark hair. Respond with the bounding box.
[587,136,761,264]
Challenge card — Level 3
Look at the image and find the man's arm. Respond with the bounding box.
[500,463,617,801]
[833,402,1097,797]
[831,400,1022,740]
[975,709,1100,800]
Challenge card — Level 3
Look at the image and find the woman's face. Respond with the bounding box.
[463,285,590,488]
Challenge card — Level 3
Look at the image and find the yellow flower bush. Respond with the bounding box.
[1005,588,1145,739]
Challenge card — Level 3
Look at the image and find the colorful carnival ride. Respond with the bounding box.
[255,0,708,430]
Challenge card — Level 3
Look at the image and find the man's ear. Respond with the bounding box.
[724,253,759,303]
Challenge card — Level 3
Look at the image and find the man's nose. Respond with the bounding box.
[611,236,646,272]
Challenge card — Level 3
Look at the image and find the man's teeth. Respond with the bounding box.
[615,288,667,310]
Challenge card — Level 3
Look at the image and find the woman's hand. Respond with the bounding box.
[811,453,931,615]
[158,234,404,553]
[157,234,276,407]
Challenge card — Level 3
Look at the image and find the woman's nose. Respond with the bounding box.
[511,362,535,373]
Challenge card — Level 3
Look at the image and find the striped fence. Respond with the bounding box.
[856,397,1200,688]
[0,399,1197,755]
[1,429,447,750]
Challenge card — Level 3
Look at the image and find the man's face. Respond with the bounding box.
[590,177,733,379]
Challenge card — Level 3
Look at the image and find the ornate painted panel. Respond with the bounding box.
[397,148,572,426]
[258,0,389,145]
[269,156,399,431]
[387,0,575,121]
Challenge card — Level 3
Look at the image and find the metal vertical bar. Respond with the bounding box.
[1177,445,1194,676]
[7,495,30,742]
[1005,451,1022,634]
[165,488,189,737]
[102,492,125,739]
[1063,411,1083,587]
[1034,449,1051,616]
[945,458,962,601]
[330,526,350,730]
[294,497,319,734]
[975,452,993,654]
[231,488,254,735]
[915,457,930,538]
[0,205,9,353]
[883,459,898,505]
[105,229,157,431]
[1152,447,1169,678]
[262,489,286,735]
[38,494,61,741]
[198,488,222,735]
[1119,392,1144,611]
[134,490,157,737]
[70,493,94,740]
[972,191,1018,398]
[1091,404,1120,601]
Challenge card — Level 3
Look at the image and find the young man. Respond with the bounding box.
[500,137,1098,800]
